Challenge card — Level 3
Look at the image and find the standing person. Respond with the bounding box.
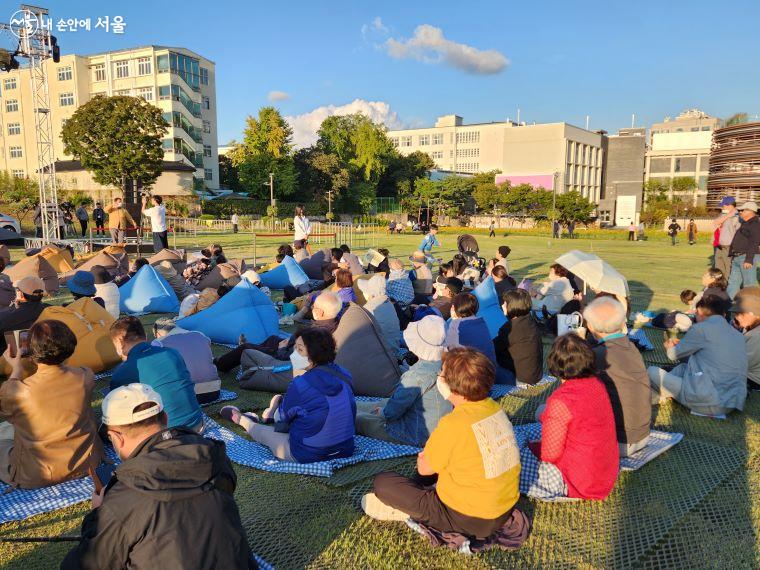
[92,202,106,237]
[141,194,168,253]
[714,196,740,279]
[294,204,312,255]
[76,203,89,238]
[33,204,42,238]
[62,384,254,569]
[63,207,75,237]
[667,218,681,246]
[105,197,136,244]
[687,218,698,245]
[567,220,575,239]
[727,201,760,298]
[231,211,239,234]
[627,223,636,241]
[552,220,560,239]
[419,224,440,256]
[638,221,646,241]
[488,220,496,238]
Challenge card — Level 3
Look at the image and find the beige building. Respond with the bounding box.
[0,45,219,197]
[650,108,721,144]
[387,115,604,203]
[645,130,713,204]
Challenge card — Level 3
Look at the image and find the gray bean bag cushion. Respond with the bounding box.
[195,259,247,290]
[154,261,196,300]
[0,274,14,308]
[333,302,401,397]
[299,248,332,281]
[149,248,187,274]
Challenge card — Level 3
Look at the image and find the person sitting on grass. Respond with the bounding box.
[354,315,451,447]
[109,317,203,432]
[67,271,106,309]
[495,245,511,274]
[446,293,497,366]
[0,320,104,489]
[530,264,574,314]
[221,328,356,463]
[520,333,618,500]
[62,384,253,569]
[386,258,415,308]
[114,257,149,288]
[0,276,49,354]
[409,250,434,304]
[732,287,760,392]
[430,277,463,321]
[584,297,652,457]
[491,265,517,302]
[233,291,343,390]
[293,239,308,262]
[647,294,747,417]
[91,264,121,319]
[332,268,357,305]
[693,267,731,309]
[362,347,530,546]
[339,244,365,276]
[494,289,543,386]
[182,244,226,287]
[367,248,390,274]
[357,274,400,356]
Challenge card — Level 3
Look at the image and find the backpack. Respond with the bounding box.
[36,297,120,373]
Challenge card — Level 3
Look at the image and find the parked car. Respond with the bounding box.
[0,213,20,234]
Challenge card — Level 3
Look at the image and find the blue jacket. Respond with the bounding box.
[446,316,497,365]
[419,233,440,253]
[279,364,356,463]
[383,359,452,447]
[110,342,203,429]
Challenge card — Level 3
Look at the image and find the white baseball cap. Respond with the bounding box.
[102,383,163,427]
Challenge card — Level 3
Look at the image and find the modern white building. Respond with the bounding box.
[387,115,604,203]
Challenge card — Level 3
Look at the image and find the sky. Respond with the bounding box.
[8,0,760,147]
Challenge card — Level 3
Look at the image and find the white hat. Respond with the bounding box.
[403,315,446,361]
[102,384,163,427]
[357,274,386,301]
[740,201,758,213]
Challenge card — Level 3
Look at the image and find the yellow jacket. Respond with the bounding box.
[105,205,136,230]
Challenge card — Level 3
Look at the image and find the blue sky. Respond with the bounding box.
[15,0,760,145]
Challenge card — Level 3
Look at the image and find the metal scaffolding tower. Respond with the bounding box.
[1,4,59,241]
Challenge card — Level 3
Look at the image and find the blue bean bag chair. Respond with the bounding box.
[119,265,180,314]
[259,256,309,290]
[472,277,508,339]
[175,278,279,345]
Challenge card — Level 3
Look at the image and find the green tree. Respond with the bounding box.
[554,191,596,223]
[471,171,506,211]
[218,154,241,191]
[230,107,297,199]
[61,95,168,192]
[0,172,38,222]
[725,112,748,127]
[294,147,350,205]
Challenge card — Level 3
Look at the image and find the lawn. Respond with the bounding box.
[0,229,757,569]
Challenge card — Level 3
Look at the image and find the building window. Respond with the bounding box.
[390,137,398,147]
[202,96,210,110]
[57,66,72,81]
[432,133,443,145]
[204,168,213,181]
[137,87,153,101]
[3,78,16,90]
[456,147,479,158]
[203,145,212,157]
[701,126,710,131]
[456,131,480,144]
[5,99,18,113]
[418,134,430,146]
[137,57,152,76]
[202,120,211,134]
[599,210,611,223]
[458,162,479,172]
[114,89,131,96]
[114,60,129,78]
[399,136,412,147]
[158,85,171,100]
[9,146,23,158]
[59,92,75,106]
[11,169,24,178]
[430,151,443,159]
[200,67,209,85]
[93,63,106,82]
[7,123,20,136]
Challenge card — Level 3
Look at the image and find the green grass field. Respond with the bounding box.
[0,230,757,569]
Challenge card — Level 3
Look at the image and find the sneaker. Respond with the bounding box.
[361,493,409,521]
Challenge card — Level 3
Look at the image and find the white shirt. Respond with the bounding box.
[231,214,239,224]
[142,204,167,232]
[293,215,311,241]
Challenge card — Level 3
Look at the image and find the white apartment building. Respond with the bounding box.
[645,130,712,203]
[0,45,219,198]
[387,115,604,203]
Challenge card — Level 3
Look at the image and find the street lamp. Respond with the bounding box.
[262,172,274,231]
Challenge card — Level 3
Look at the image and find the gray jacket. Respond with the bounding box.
[744,325,760,387]
[672,315,747,411]
[363,295,400,356]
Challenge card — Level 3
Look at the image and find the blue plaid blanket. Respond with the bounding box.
[254,555,274,570]
[0,448,119,524]
[94,369,116,381]
[101,388,237,408]
[202,416,420,477]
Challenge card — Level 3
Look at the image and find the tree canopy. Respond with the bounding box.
[61,95,168,190]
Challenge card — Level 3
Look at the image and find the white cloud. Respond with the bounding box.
[361,16,388,39]
[286,99,404,148]
[385,24,508,75]
[268,90,290,102]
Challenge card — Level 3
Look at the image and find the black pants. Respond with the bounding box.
[80,220,88,237]
[489,230,495,238]
[628,231,634,241]
[373,471,513,539]
[94,220,105,235]
[153,230,169,252]
[233,224,238,234]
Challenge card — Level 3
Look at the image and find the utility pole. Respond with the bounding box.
[552,171,559,238]
[263,172,275,231]
[327,189,333,218]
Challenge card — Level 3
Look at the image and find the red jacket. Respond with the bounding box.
[538,376,619,499]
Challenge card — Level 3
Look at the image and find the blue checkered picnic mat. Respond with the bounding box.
[100,388,237,407]
[0,448,119,523]
[513,423,684,472]
[201,416,420,477]
[94,369,116,381]
[254,555,274,570]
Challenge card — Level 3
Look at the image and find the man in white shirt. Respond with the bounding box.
[231,212,239,234]
[141,194,168,253]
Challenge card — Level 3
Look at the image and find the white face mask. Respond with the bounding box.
[436,375,452,400]
[721,209,729,214]
[290,349,311,371]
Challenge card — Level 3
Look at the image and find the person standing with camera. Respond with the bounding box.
[141,194,168,253]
